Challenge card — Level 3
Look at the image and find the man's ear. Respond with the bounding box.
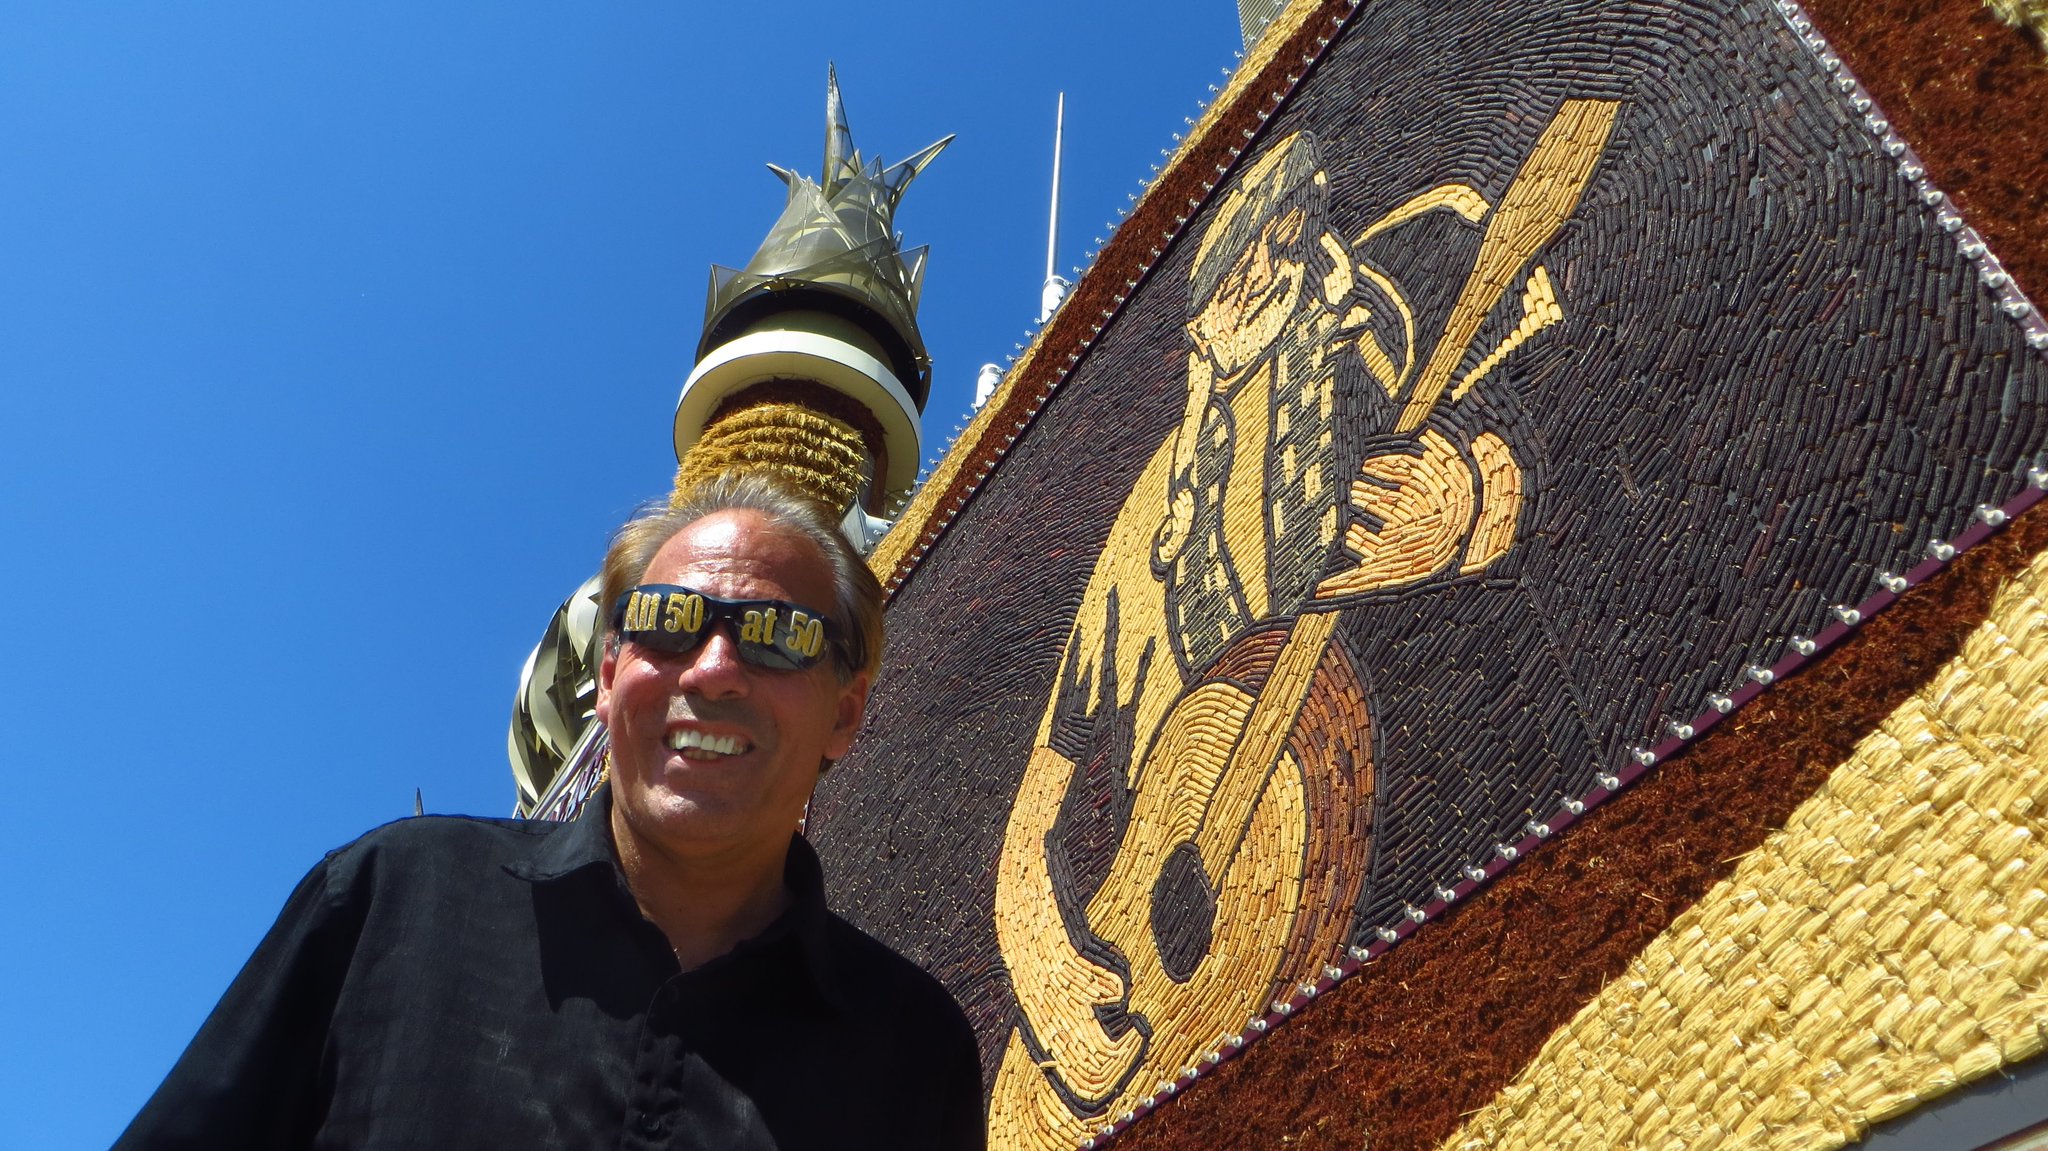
[823,671,871,762]
[593,637,619,727]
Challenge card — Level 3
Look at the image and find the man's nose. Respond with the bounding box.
[675,625,750,696]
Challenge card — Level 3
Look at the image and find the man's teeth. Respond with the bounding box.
[666,730,748,756]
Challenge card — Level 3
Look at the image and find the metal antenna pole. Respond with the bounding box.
[1047,92,1063,285]
[1039,93,1069,324]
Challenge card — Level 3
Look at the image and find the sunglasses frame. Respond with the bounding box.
[610,583,837,671]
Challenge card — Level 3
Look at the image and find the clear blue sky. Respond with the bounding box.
[0,5,1238,1145]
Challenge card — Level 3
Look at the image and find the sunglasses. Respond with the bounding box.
[611,584,837,671]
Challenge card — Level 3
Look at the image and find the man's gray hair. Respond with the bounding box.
[598,471,884,682]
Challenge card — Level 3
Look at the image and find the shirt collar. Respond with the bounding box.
[505,782,621,883]
[508,784,853,1014]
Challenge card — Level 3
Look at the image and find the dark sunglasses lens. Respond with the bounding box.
[740,605,831,669]
[738,645,804,670]
[613,587,832,670]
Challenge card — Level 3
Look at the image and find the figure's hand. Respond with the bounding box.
[1314,427,1520,598]
[1315,428,1472,597]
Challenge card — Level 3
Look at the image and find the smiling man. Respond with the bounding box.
[598,475,884,973]
[117,471,985,1150]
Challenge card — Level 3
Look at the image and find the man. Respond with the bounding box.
[118,471,986,1150]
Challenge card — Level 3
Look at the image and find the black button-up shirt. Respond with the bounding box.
[116,788,985,1150]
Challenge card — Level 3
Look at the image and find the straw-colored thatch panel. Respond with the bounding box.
[1444,548,2048,1151]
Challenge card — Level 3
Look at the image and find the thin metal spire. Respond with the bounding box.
[823,63,857,193]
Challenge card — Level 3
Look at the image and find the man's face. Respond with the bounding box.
[1188,205,1308,381]
[596,509,870,865]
